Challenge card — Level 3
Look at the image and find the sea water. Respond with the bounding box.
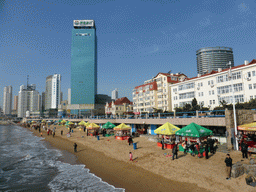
[0,125,125,192]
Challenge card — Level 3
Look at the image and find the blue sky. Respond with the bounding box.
[1,0,256,108]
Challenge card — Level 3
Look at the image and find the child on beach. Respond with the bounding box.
[129,152,133,161]
[40,132,43,137]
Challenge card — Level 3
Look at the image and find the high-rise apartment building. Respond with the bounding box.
[42,91,45,111]
[45,74,61,109]
[68,88,71,104]
[18,84,39,118]
[111,88,118,100]
[71,20,97,105]
[197,46,234,75]
[38,95,42,111]
[3,85,12,115]
[13,95,18,111]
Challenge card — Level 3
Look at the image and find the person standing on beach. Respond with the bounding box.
[196,143,200,158]
[172,143,178,160]
[225,154,232,180]
[61,130,63,136]
[74,143,77,152]
[128,136,133,146]
[161,138,165,150]
[129,152,133,161]
[241,141,248,159]
[53,129,55,138]
[205,143,209,159]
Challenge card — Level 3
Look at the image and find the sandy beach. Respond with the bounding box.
[27,124,255,192]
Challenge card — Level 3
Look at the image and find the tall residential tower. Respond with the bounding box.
[3,85,12,115]
[71,20,97,105]
[45,74,61,109]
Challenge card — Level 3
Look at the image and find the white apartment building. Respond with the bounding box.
[111,88,118,100]
[133,73,187,113]
[45,74,61,109]
[18,84,39,118]
[68,88,71,104]
[170,59,256,110]
[3,85,12,115]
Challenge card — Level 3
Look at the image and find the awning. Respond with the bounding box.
[154,122,180,135]
[238,122,256,131]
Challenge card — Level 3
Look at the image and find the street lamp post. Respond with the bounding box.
[227,61,238,150]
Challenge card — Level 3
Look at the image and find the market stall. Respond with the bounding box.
[175,122,213,154]
[154,122,180,149]
[102,122,115,137]
[114,123,131,140]
[86,123,100,136]
[78,121,87,131]
[57,119,62,125]
[237,122,256,153]
[61,120,66,126]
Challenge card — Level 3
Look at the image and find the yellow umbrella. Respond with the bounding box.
[84,122,90,127]
[68,121,74,125]
[154,122,180,135]
[114,123,131,131]
[78,121,86,126]
[238,122,256,131]
[86,123,100,129]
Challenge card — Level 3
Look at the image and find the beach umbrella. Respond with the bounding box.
[154,122,180,135]
[41,120,46,123]
[68,121,74,125]
[61,120,66,124]
[102,122,116,129]
[84,122,90,127]
[238,122,256,131]
[58,120,62,123]
[78,121,86,126]
[175,122,213,137]
[114,123,131,131]
[86,123,100,129]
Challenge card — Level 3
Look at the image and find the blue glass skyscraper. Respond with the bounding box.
[71,20,97,105]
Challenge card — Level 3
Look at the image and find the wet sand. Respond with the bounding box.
[28,124,255,192]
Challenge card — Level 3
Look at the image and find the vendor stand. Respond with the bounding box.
[102,122,115,137]
[86,123,100,136]
[61,120,66,126]
[58,119,62,125]
[237,122,256,153]
[154,122,180,149]
[78,121,87,131]
[68,121,75,130]
[114,123,131,140]
[175,122,213,154]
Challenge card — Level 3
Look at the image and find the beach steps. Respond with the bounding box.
[216,143,231,153]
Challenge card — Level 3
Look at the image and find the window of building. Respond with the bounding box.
[248,72,251,78]
[173,88,177,92]
[209,91,211,96]
[250,96,253,100]
[179,92,195,99]
[252,71,255,76]
[198,92,200,97]
[178,83,195,91]
[253,83,256,89]
[116,107,118,110]
[212,90,214,95]
[213,100,215,104]
[209,100,212,105]
[208,81,210,85]
[249,84,252,90]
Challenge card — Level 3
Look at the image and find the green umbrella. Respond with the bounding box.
[58,120,62,122]
[175,122,213,138]
[102,122,116,129]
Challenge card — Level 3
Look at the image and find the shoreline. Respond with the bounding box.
[22,124,255,192]
[26,125,207,192]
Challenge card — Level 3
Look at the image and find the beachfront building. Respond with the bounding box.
[197,46,234,75]
[41,91,45,111]
[67,88,71,104]
[133,73,187,113]
[170,59,256,110]
[105,97,133,116]
[45,74,61,110]
[71,20,97,106]
[18,84,39,118]
[3,85,12,115]
[111,89,118,100]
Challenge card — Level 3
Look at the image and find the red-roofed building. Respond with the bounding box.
[105,97,133,116]
[170,59,256,110]
[133,72,187,113]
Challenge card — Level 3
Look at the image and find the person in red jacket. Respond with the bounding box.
[196,143,201,158]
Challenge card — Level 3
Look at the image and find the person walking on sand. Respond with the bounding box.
[172,142,178,160]
[74,143,77,152]
[40,132,43,137]
[53,129,55,138]
[61,130,63,136]
[225,154,232,180]
[129,152,133,161]
[128,136,133,146]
